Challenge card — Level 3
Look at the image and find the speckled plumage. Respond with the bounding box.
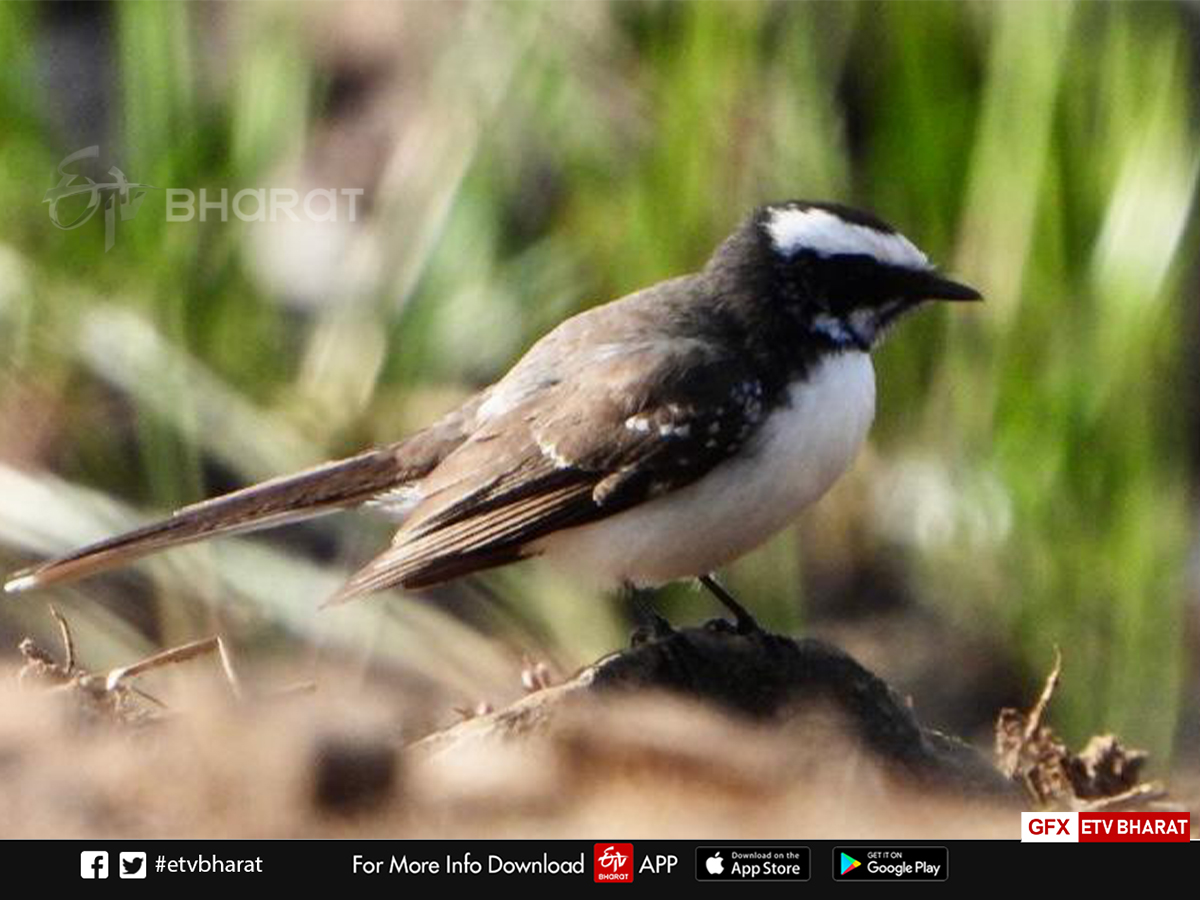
[5,201,979,604]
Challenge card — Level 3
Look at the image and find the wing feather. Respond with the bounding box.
[329,339,767,600]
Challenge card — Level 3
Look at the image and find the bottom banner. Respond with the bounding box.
[27,835,1200,890]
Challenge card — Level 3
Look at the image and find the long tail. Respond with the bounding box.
[4,446,409,594]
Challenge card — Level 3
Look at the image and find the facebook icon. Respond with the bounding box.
[80,851,109,879]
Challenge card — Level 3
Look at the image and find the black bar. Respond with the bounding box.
[10,838,1195,892]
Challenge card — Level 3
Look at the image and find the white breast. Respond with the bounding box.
[534,351,876,588]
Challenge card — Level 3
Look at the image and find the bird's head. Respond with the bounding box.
[714,200,981,351]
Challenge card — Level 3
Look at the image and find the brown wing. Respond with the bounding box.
[327,340,766,602]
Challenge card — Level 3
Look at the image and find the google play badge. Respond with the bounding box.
[840,853,861,876]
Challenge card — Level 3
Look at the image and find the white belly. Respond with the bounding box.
[534,351,876,587]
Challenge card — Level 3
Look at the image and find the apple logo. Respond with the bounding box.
[706,853,724,875]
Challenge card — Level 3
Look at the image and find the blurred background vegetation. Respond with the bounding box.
[0,0,1196,769]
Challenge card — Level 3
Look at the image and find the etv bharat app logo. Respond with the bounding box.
[594,843,634,883]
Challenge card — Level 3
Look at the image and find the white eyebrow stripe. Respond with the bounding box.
[765,206,930,270]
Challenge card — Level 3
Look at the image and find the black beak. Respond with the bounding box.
[911,270,982,302]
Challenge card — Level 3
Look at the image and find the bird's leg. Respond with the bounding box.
[624,584,675,644]
[699,574,760,634]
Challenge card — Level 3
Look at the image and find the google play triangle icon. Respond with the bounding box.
[840,853,862,876]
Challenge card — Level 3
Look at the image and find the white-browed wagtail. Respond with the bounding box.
[5,201,980,632]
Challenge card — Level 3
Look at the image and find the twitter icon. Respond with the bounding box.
[119,852,147,879]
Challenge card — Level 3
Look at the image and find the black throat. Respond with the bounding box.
[693,222,854,403]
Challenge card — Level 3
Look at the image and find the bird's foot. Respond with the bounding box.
[628,590,677,646]
[702,616,738,635]
[699,574,761,635]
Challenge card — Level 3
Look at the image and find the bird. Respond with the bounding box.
[4,200,980,632]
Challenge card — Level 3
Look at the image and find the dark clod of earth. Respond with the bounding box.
[311,735,399,814]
